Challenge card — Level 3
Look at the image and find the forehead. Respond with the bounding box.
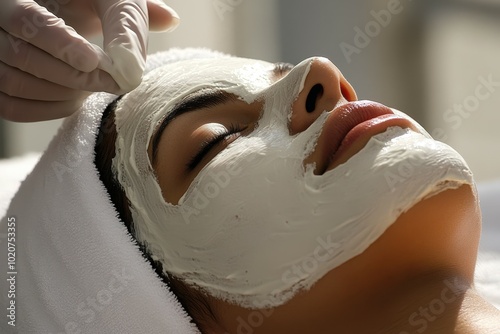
[143,57,276,101]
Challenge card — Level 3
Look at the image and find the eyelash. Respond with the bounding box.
[186,123,245,170]
[274,62,294,76]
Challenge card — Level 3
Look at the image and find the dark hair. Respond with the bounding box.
[94,96,218,333]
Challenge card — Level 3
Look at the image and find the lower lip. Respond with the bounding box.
[327,114,417,170]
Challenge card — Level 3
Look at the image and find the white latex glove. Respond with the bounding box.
[0,0,179,122]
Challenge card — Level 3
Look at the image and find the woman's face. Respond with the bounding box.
[150,58,417,203]
[113,55,473,309]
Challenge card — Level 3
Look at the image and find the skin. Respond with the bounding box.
[148,57,500,333]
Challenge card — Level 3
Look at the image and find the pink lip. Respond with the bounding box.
[321,100,417,172]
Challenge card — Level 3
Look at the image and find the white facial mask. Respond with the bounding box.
[112,56,474,309]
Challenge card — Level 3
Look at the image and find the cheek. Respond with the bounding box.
[154,146,191,205]
[180,140,267,206]
[177,115,325,220]
[180,134,313,234]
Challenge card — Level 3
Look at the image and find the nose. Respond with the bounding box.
[289,58,357,135]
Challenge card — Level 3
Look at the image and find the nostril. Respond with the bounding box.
[305,84,324,113]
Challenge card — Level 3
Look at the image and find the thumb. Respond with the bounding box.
[147,0,180,32]
[95,0,148,92]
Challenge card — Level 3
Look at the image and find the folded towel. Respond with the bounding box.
[0,48,227,334]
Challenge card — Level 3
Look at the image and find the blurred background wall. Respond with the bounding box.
[1,0,499,181]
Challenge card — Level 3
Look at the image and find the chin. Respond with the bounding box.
[385,184,481,279]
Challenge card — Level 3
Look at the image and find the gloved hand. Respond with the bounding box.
[0,0,179,122]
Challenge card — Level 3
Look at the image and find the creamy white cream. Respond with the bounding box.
[112,56,474,309]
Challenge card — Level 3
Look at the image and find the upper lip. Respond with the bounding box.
[325,100,393,144]
[319,100,395,170]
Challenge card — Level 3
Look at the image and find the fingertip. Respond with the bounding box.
[149,0,180,19]
[100,45,144,92]
[164,15,180,33]
[98,71,126,95]
[147,1,181,32]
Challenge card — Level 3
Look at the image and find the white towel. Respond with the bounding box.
[0,48,228,334]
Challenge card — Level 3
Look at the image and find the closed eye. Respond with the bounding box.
[186,123,246,170]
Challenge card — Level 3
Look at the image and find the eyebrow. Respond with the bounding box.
[151,90,237,165]
[151,62,295,165]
